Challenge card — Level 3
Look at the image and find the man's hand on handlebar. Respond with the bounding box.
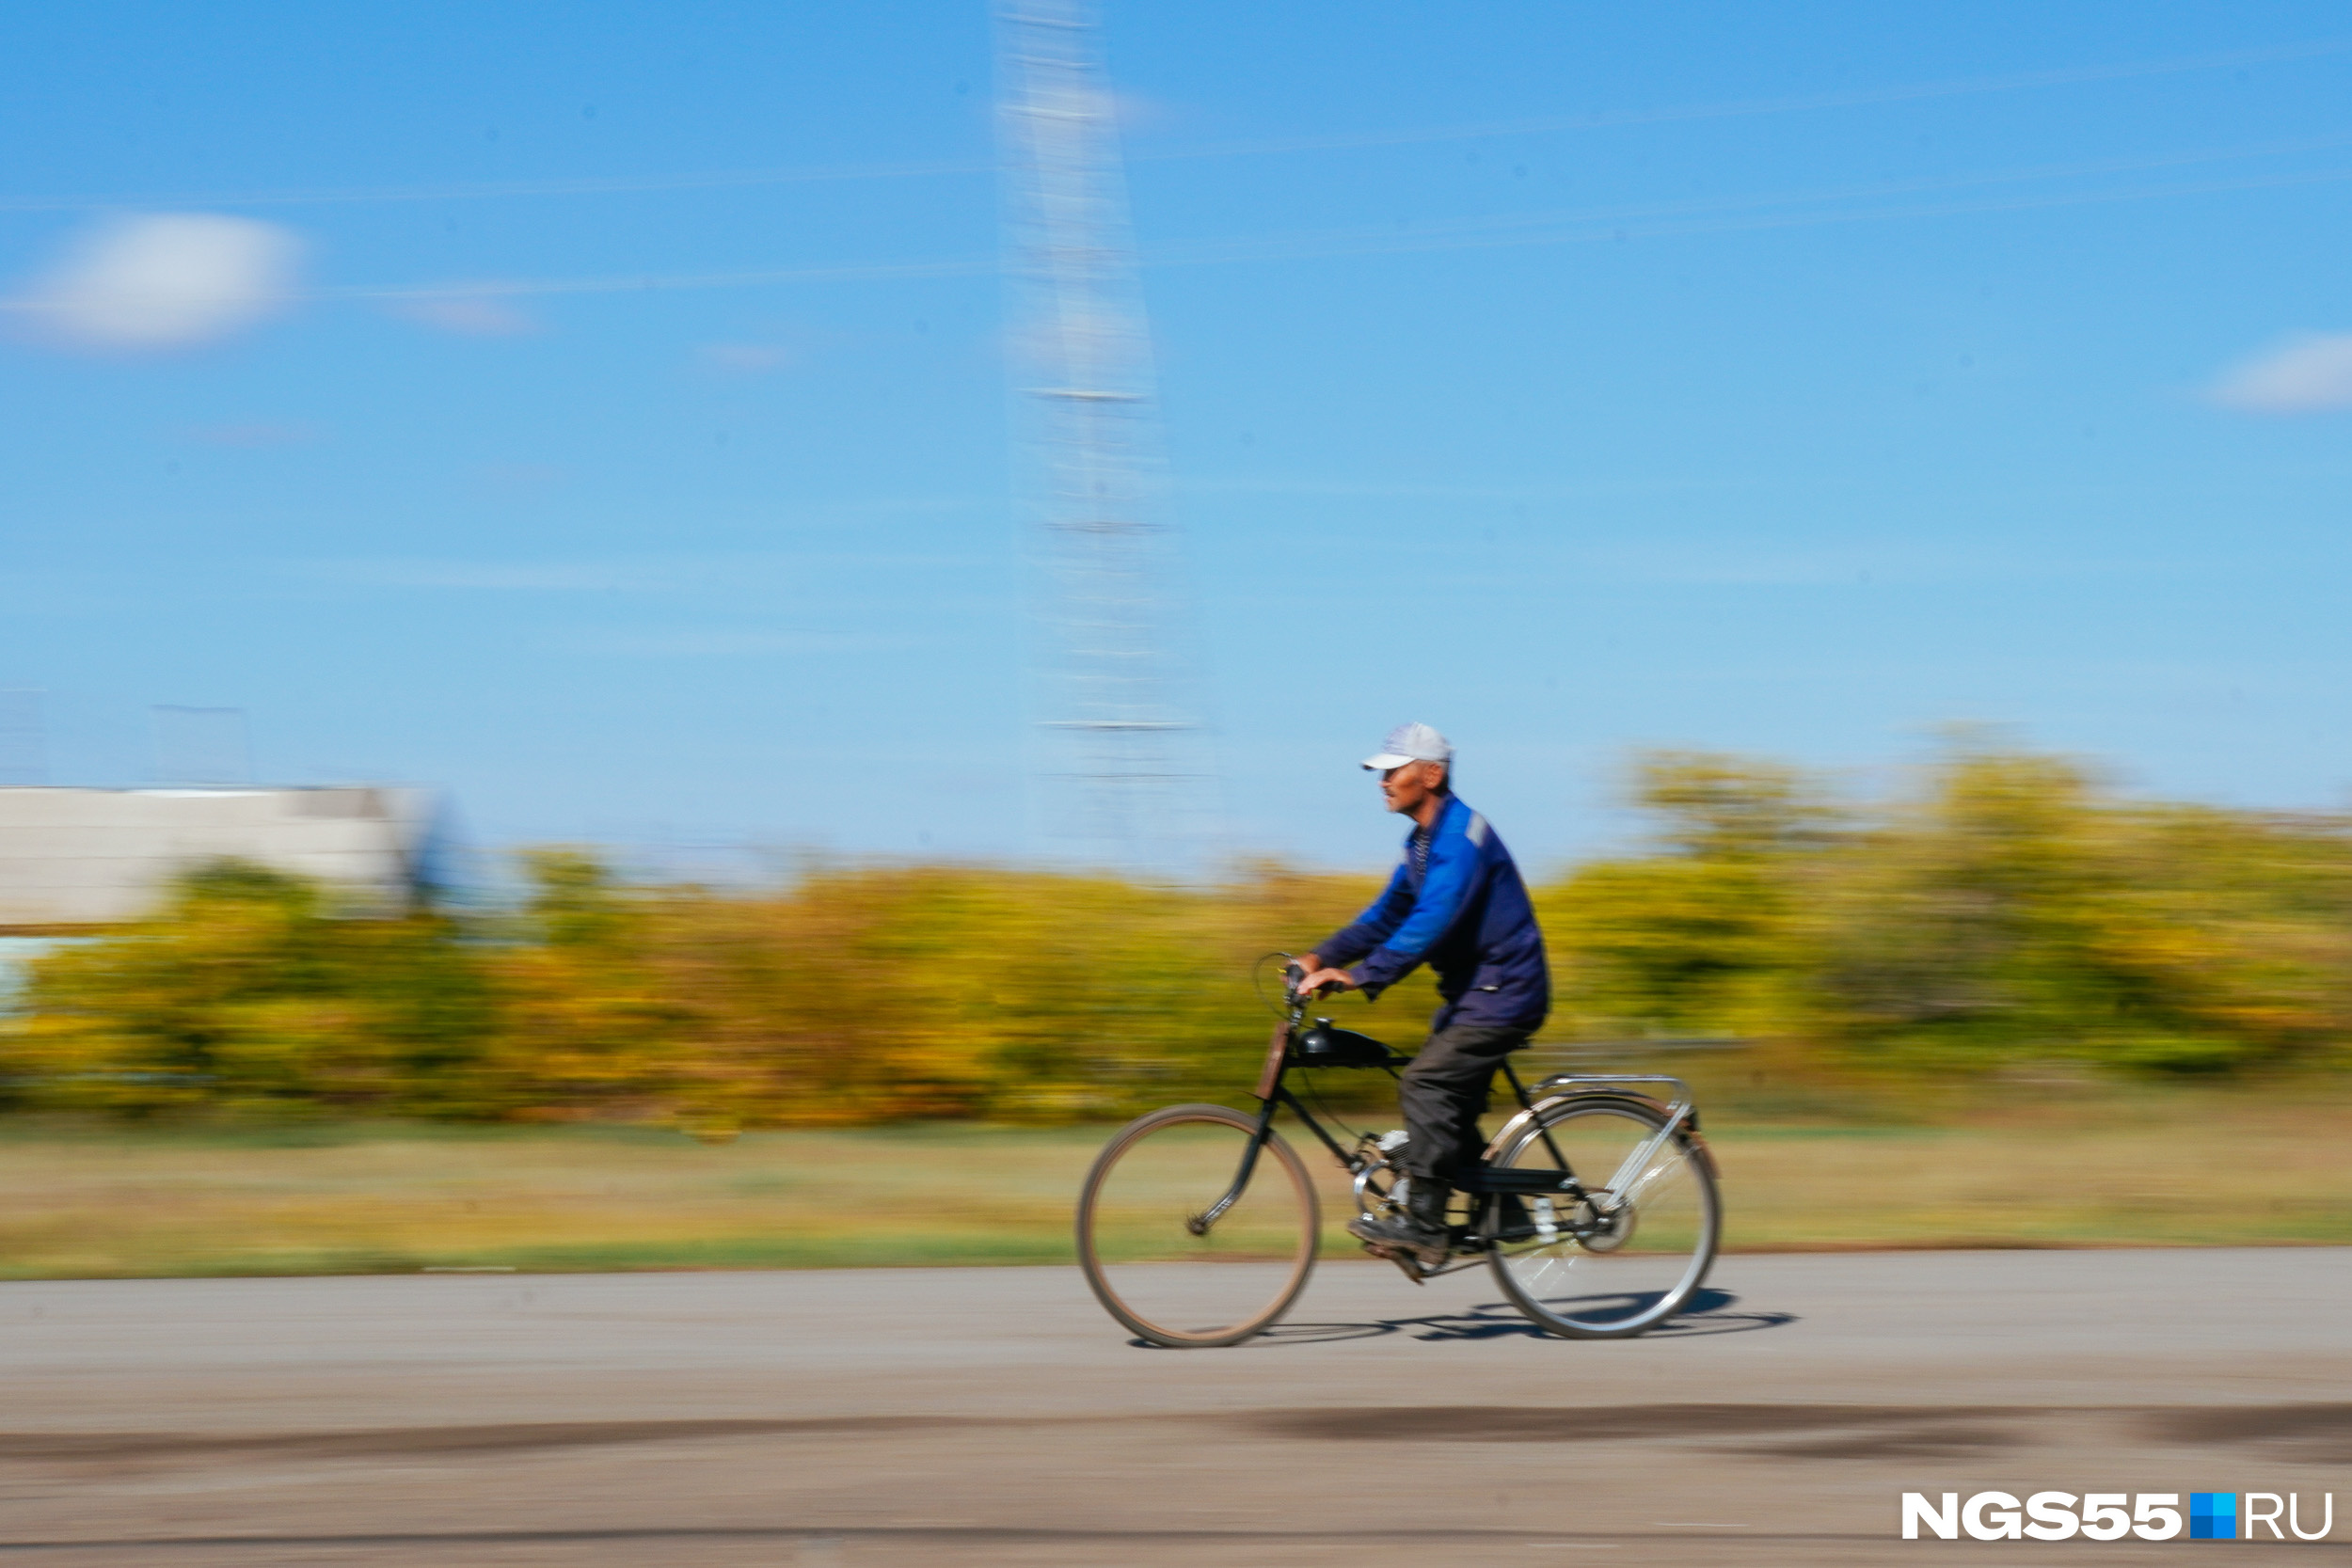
[1293,966,1356,999]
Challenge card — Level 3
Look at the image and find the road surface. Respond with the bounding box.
[3,1249,2348,1564]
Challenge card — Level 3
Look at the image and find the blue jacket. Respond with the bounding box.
[1316,794,1550,1034]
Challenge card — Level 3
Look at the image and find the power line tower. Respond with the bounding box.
[997,0,1217,878]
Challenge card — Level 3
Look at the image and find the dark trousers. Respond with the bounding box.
[1396,1022,1532,1184]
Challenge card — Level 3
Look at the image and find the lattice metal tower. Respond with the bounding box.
[998,0,1216,876]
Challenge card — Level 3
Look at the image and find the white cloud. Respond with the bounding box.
[2210,332,2352,413]
[393,290,540,337]
[12,213,302,351]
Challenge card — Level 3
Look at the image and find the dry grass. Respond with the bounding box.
[0,1085,2345,1279]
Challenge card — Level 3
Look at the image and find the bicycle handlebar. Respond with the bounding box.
[1281,959,1327,1016]
[1256,950,1334,1022]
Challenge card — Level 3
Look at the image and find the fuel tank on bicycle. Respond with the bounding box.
[1291,1022,1400,1069]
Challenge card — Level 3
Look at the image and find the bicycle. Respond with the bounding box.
[1075,958,1722,1347]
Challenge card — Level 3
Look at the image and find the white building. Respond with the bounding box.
[0,786,438,932]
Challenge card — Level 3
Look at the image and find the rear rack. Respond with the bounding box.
[1524,1067,1693,1128]
[1512,1037,1747,1080]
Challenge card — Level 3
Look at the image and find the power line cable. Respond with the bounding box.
[1,35,2342,214]
[238,135,2352,307]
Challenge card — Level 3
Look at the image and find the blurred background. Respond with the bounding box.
[3,1,2350,1275]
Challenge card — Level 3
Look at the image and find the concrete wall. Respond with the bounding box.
[0,786,432,929]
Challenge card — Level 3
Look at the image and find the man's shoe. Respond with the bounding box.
[1347,1179,1453,1263]
[1346,1210,1450,1261]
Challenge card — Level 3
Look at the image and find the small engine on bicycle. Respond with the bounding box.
[1292,1021,1396,1069]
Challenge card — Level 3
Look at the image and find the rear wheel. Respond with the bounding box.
[1485,1096,1719,1338]
[1075,1103,1319,1347]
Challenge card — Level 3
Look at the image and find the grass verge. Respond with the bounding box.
[0,1084,2344,1279]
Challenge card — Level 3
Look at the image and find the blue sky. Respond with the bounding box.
[4,2,2351,874]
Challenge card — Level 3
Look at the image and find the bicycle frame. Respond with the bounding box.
[1077,959,1724,1345]
[1200,984,1593,1237]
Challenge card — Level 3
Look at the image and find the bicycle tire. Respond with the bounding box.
[1484,1094,1720,1339]
[1075,1102,1319,1348]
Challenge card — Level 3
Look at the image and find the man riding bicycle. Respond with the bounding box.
[1295,722,1550,1263]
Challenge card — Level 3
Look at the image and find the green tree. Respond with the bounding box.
[1540,752,1829,1038]
[1805,747,2352,1071]
[7,860,495,1116]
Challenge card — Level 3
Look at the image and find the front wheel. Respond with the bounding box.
[1485,1095,1720,1338]
[1075,1103,1319,1347]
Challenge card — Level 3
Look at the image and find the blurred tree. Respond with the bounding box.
[631,861,1399,1127]
[472,848,688,1119]
[6,859,494,1116]
[8,747,2346,1126]
[1808,747,2352,1071]
[1540,752,1833,1039]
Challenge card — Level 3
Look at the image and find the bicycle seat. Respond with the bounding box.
[1292,1022,1403,1069]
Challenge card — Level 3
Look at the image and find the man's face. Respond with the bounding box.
[1379,760,1443,815]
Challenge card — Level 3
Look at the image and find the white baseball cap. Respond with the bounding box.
[1362,721,1454,771]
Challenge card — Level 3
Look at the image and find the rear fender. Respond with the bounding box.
[1486,1089,1721,1181]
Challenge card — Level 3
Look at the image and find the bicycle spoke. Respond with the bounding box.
[1486,1099,1719,1338]
[1076,1104,1319,1347]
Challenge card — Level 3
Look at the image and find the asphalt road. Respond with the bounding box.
[3,1249,2348,1565]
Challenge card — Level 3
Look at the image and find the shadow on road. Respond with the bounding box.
[1127,1287,1797,1349]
